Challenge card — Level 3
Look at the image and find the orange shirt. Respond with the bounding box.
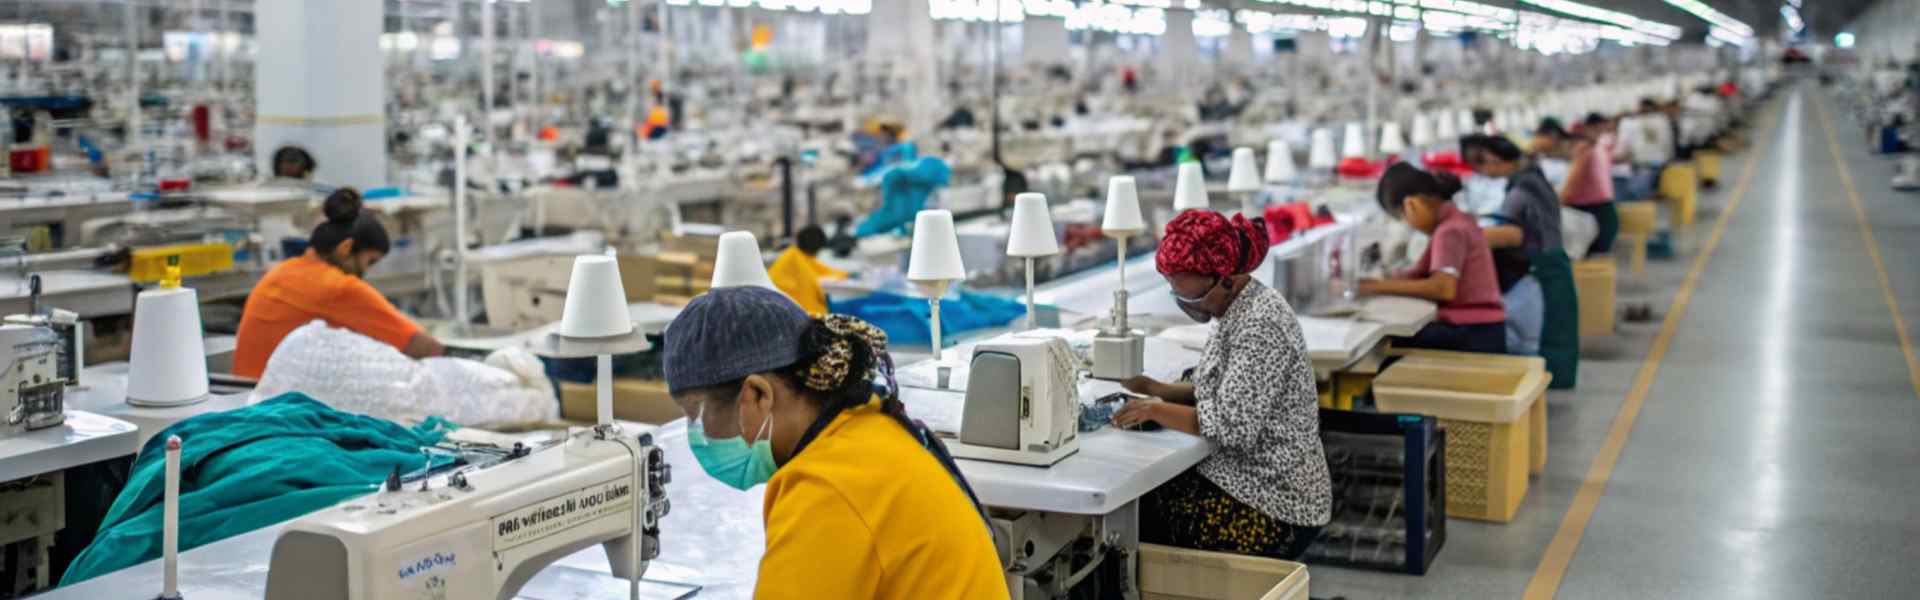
[232,253,423,378]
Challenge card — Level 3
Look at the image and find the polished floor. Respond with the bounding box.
[1314,82,1920,599]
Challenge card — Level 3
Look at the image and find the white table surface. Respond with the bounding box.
[0,410,140,483]
[61,365,251,448]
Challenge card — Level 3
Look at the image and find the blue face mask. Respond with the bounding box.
[686,404,777,491]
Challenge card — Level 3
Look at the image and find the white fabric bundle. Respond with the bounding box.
[252,321,559,429]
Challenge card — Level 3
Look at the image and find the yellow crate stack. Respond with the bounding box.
[128,243,235,283]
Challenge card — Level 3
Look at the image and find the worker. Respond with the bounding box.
[233,188,444,379]
[767,225,849,315]
[1112,210,1331,560]
[1361,163,1508,353]
[1462,134,1578,386]
[1563,114,1621,255]
[662,287,1007,599]
[852,129,951,238]
[270,145,316,181]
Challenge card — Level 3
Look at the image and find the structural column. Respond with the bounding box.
[255,0,386,189]
[1023,16,1070,65]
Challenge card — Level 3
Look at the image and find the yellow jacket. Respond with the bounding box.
[756,400,1008,600]
[767,246,847,315]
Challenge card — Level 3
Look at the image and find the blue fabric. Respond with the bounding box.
[1502,275,1544,356]
[855,153,952,238]
[59,394,454,586]
[828,289,1024,348]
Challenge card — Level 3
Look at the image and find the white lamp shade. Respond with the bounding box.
[1378,122,1408,155]
[1264,140,1296,183]
[1101,176,1146,237]
[1341,122,1366,158]
[711,231,776,290]
[1007,193,1060,257]
[127,288,208,406]
[1227,148,1261,192]
[1411,113,1435,148]
[559,255,635,338]
[907,209,966,281]
[1172,162,1210,211]
[1436,112,1458,144]
[1308,128,1338,169]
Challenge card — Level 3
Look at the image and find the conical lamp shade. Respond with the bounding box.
[1227,147,1261,192]
[1378,122,1408,155]
[1308,128,1338,169]
[1264,140,1296,183]
[907,209,966,282]
[1172,162,1210,211]
[1102,176,1146,237]
[1341,122,1366,158]
[559,255,634,338]
[1436,112,1459,144]
[1007,193,1060,257]
[127,287,208,406]
[711,231,776,290]
[1411,113,1435,148]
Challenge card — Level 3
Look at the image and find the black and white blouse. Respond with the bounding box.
[1191,279,1333,527]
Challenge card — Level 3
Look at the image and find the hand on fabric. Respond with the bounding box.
[1111,398,1162,428]
[1120,375,1161,397]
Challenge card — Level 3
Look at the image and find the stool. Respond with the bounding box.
[1615,202,1657,276]
[1658,162,1699,227]
[1573,258,1618,338]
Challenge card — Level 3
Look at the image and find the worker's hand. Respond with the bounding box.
[1120,375,1161,397]
[1357,278,1383,295]
[1111,398,1162,429]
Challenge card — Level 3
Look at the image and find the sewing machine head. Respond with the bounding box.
[5,308,82,387]
[1270,223,1363,317]
[0,322,64,435]
[264,426,671,600]
[952,336,1081,467]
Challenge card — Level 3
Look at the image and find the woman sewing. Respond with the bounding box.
[233,188,444,378]
[1361,163,1508,353]
[661,286,1007,599]
[1461,134,1579,386]
[767,225,848,315]
[1112,211,1331,560]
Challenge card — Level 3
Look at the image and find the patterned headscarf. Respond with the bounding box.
[804,314,898,402]
[1156,210,1271,279]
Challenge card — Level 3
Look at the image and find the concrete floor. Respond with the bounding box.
[1313,82,1920,599]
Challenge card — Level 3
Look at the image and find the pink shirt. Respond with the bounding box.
[1562,134,1616,206]
[1405,203,1506,325]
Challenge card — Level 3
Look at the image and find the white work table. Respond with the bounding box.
[60,364,252,448]
[0,410,140,483]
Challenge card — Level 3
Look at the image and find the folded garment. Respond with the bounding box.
[829,289,1024,347]
[60,394,452,586]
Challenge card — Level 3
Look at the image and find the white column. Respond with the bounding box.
[1022,16,1069,65]
[868,0,938,137]
[1227,24,1254,66]
[1161,9,1197,89]
[254,0,386,189]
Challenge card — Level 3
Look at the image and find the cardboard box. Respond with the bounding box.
[558,378,683,425]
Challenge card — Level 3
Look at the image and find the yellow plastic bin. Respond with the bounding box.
[1373,360,1550,522]
[1140,544,1310,600]
[1659,162,1699,227]
[1615,202,1657,276]
[1696,150,1723,185]
[1574,258,1618,338]
[1385,349,1552,475]
[129,243,235,283]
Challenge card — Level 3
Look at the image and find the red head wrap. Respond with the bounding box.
[1156,211,1270,279]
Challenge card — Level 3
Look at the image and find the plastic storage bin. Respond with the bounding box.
[1373,360,1548,522]
[1307,409,1446,575]
[1574,259,1617,338]
[1387,349,1551,475]
[1140,544,1310,600]
[1658,161,1699,227]
[129,242,235,283]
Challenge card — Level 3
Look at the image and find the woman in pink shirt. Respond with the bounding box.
[1360,163,1507,353]
[1560,114,1620,255]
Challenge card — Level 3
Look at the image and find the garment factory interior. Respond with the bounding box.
[2,0,1918,599]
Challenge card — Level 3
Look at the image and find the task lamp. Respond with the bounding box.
[907,209,966,359]
[1006,193,1060,329]
[1093,176,1147,380]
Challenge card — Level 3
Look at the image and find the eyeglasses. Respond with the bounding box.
[1170,277,1221,305]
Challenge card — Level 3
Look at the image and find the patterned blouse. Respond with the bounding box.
[1190,279,1332,527]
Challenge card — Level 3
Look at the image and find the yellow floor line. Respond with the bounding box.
[1521,100,1782,600]
[1811,95,1920,400]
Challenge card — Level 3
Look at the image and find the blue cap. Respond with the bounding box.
[663,286,810,394]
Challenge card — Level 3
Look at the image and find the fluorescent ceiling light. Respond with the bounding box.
[1516,0,1682,40]
[1664,0,1752,38]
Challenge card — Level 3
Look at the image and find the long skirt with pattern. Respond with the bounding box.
[1141,468,1321,560]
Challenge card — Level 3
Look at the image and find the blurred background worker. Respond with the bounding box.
[768,225,849,315]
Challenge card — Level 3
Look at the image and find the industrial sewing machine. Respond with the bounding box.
[263,424,671,600]
[0,321,64,435]
[1271,223,1364,317]
[952,336,1081,467]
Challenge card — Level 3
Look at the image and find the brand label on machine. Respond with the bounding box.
[490,476,635,551]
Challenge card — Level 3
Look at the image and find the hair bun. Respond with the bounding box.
[322,188,364,224]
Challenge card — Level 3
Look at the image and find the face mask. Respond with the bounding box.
[686,403,777,491]
[1172,278,1220,324]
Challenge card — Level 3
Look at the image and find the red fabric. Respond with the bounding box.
[1156,210,1269,278]
[1337,157,1386,179]
[191,105,212,143]
[1405,204,1504,325]
[1262,202,1331,244]
[1421,151,1476,177]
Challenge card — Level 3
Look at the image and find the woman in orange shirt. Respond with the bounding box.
[233,189,443,378]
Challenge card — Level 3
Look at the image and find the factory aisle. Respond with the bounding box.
[1542,85,1920,597]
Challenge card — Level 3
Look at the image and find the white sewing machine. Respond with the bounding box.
[262,425,671,600]
[0,322,64,435]
[952,337,1081,467]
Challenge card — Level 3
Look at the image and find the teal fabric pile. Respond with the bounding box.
[59,393,453,586]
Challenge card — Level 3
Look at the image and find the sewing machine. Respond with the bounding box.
[952,337,1081,467]
[1271,223,1364,317]
[263,424,671,600]
[0,322,64,435]
[1091,289,1145,381]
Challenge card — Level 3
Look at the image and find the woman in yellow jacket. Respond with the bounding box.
[662,286,1007,599]
[767,225,846,315]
